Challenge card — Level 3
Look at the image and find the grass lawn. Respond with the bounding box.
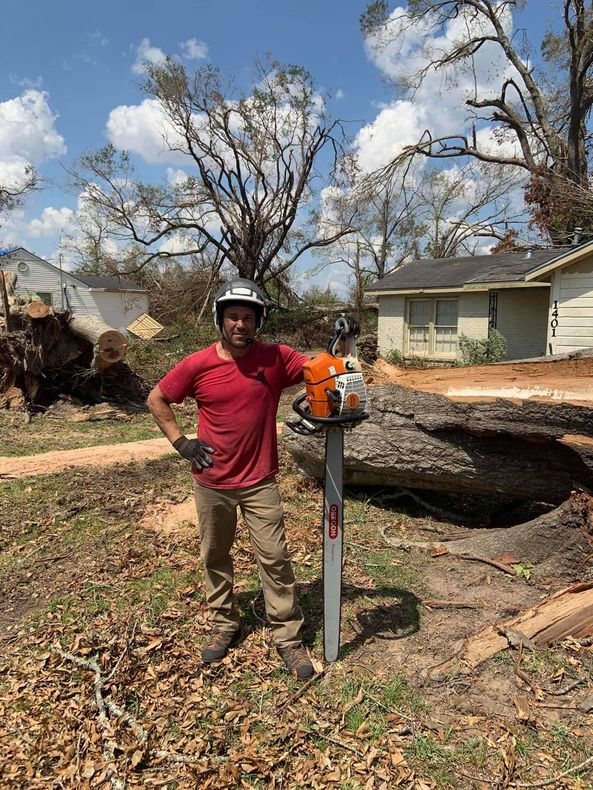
[0,418,592,789]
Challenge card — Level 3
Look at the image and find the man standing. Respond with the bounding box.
[147,278,314,681]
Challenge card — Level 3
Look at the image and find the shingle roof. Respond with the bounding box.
[367,248,571,292]
[0,247,146,291]
[73,274,146,291]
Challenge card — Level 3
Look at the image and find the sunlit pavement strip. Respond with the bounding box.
[0,424,285,479]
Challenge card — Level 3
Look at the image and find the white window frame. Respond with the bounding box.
[36,292,53,306]
[406,297,458,358]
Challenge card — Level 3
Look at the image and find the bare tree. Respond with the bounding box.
[416,163,525,258]
[361,0,593,244]
[316,155,521,306]
[310,161,423,309]
[0,165,38,222]
[68,58,355,289]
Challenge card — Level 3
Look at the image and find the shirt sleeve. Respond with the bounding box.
[158,356,196,403]
[278,345,309,387]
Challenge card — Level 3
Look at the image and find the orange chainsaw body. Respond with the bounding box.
[303,352,366,418]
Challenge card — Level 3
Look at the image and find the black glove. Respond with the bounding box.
[173,436,215,469]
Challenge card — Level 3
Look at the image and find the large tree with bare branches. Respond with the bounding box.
[361,0,593,244]
[69,58,354,290]
[314,157,521,311]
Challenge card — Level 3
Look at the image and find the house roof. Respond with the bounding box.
[366,248,574,294]
[71,274,146,291]
[0,247,147,292]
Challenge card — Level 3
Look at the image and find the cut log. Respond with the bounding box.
[68,315,127,369]
[0,308,147,410]
[283,352,593,505]
[26,300,52,320]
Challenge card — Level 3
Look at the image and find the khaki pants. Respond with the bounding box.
[194,477,304,648]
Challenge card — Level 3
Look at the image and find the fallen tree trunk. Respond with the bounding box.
[68,314,127,369]
[442,490,593,578]
[283,382,593,504]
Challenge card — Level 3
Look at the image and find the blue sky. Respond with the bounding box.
[0,1,557,290]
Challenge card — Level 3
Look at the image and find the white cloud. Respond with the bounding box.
[0,90,66,166]
[353,100,427,173]
[9,74,43,90]
[0,203,76,249]
[132,37,167,74]
[335,89,345,100]
[180,38,208,60]
[0,208,25,245]
[357,5,519,174]
[166,167,191,186]
[0,160,32,191]
[0,90,65,199]
[158,233,199,255]
[28,206,75,238]
[106,99,189,165]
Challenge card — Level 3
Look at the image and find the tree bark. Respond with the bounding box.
[68,315,127,369]
[0,272,15,331]
[443,491,593,578]
[283,383,593,504]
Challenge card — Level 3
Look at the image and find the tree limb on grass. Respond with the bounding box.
[510,755,593,787]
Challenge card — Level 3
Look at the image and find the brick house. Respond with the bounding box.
[365,241,593,362]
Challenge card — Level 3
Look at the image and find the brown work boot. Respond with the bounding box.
[278,644,315,681]
[201,629,241,664]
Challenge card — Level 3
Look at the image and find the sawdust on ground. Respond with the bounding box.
[0,437,173,479]
[369,355,593,404]
[0,425,285,479]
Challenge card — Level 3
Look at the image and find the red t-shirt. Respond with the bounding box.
[158,341,308,489]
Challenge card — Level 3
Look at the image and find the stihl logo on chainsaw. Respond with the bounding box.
[328,504,340,539]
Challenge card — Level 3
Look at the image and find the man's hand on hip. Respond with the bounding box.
[173,436,215,469]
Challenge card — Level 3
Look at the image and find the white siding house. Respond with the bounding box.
[0,247,149,330]
[366,241,593,362]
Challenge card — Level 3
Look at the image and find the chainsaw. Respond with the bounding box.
[287,316,369,661]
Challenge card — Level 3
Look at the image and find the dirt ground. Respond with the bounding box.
[0,437,172,478]
[1,411,592,789]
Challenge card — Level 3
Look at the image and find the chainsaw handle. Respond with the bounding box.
[290,393,369,426]
[327,316,360,357]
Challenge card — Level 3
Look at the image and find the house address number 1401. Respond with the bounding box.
[550,300,559,337]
